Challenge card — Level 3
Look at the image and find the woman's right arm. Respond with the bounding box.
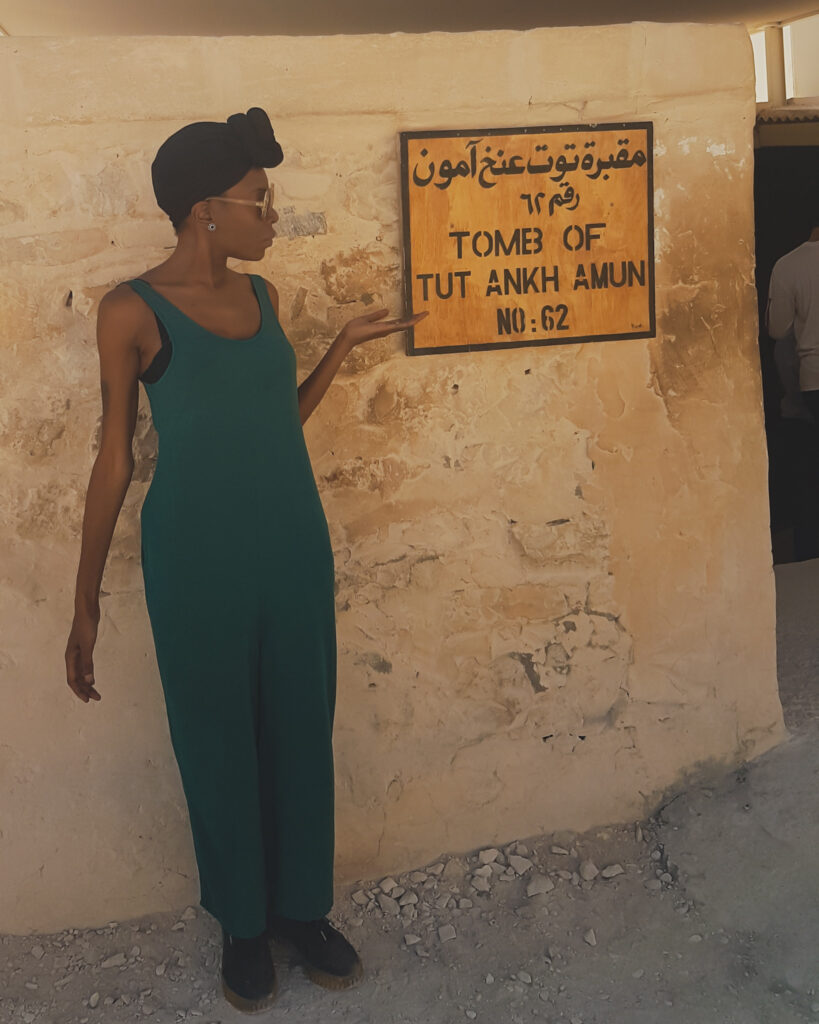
[65,287,142,703]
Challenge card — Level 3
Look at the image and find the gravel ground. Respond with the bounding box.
[3,560,817,1023]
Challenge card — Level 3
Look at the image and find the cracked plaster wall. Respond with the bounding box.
[0,24,786,933]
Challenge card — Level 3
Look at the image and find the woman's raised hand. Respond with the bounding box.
[340,308,429,350]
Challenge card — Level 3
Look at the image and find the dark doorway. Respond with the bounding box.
[754,143,819,564]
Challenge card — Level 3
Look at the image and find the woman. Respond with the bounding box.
[64,107,427,1014]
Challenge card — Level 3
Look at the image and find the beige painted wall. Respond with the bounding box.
[0,24,786,935]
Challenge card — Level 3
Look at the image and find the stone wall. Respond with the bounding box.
[0,24,786,933]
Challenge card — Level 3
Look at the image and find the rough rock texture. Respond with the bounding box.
[0,23,785,933]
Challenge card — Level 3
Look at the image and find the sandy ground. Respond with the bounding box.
[4,559,818,1024]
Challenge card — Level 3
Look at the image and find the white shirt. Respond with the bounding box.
[767,240,819,391]
[774,334,814,421]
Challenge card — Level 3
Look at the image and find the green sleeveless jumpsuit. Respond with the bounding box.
[126,274,337,938]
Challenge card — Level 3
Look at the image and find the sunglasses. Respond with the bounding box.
[205,185,275,219]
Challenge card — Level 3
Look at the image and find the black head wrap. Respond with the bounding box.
[151,106,284,228]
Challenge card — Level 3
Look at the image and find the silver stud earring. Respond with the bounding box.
[207,223,216,231]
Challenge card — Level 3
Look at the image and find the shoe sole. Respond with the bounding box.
[268,936,365,990]
[221,971,279,1013]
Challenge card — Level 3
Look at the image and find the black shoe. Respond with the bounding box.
[266,914,364,990]
[220,927,278,1013]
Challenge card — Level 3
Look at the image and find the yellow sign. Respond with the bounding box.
[399,122,655,356]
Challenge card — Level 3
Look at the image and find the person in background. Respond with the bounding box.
[772,331,818,559]
[767,210,819,561]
